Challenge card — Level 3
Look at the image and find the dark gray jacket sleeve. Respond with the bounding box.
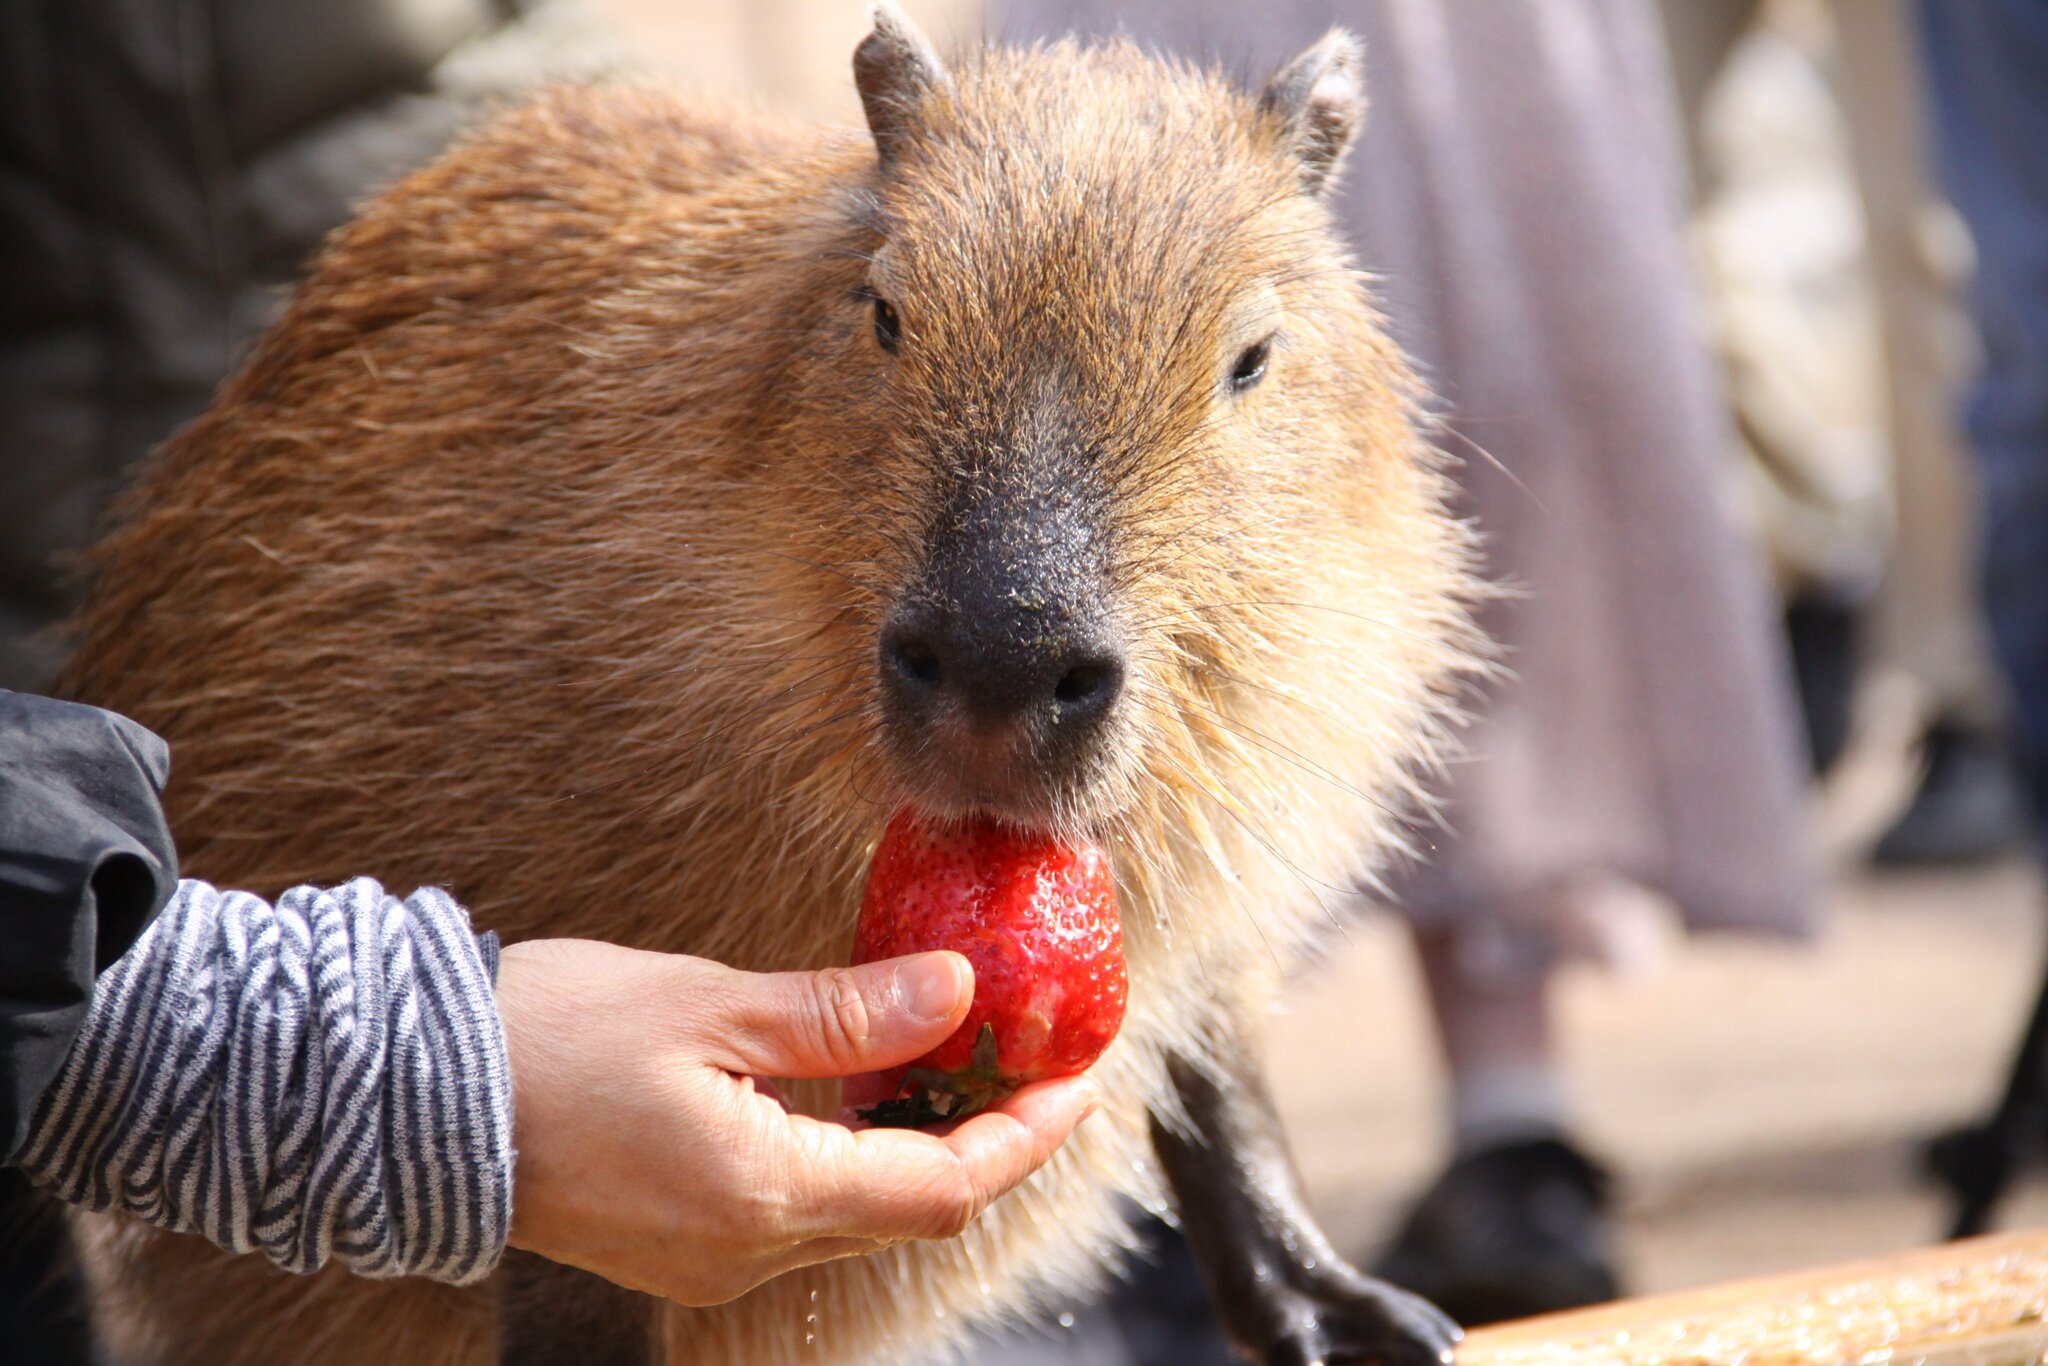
[0,690,178,1159]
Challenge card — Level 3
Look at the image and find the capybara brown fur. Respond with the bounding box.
[60,9,1479,1364]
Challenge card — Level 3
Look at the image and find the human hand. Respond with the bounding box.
[493,938,1098,1305]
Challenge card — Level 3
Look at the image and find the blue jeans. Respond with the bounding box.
[1919,0,2048,835]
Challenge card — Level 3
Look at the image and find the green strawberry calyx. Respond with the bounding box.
[855,1023,1011,1129]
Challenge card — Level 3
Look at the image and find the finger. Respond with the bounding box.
[940,1075,1099,1206]
[792,1074,1098,1243]
[704,952,973,1079]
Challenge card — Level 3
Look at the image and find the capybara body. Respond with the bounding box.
[61,25,1478,1366]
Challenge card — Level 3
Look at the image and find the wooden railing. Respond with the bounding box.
[1458,1231,2048,1366]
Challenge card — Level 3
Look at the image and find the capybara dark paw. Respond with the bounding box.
[1243,1260,1461,1366]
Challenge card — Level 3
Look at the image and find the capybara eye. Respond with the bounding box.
[873,296,903,352]
[1229,338,1272,392]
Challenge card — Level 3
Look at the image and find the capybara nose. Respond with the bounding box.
[881,604,1127,732]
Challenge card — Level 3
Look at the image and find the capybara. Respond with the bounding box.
[61,7,1480,1363]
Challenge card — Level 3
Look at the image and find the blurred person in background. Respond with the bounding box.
[998,0,1816,1349]
[1915,2,2048,860]
[1662,0,2026,863]
[1915,0,2048,1232]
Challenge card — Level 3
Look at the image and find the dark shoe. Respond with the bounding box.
[1374,1136,1620,1326]
[1872,720,2027,866]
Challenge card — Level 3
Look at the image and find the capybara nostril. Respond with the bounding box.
[1052,655,1124,719]
[884,629,945,692]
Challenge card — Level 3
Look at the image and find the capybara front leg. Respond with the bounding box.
[1151,1038,1460,1366]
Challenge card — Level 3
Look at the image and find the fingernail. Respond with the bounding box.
[897,953,968,1021]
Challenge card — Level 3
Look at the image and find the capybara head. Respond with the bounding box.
[776,14,1474,843]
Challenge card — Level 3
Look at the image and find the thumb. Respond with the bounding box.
[703,952,973,1079]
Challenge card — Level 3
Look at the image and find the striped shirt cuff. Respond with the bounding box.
[14,878,513,1284]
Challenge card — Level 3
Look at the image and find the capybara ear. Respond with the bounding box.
[855,1,951,165]
[1259,30,1365,196]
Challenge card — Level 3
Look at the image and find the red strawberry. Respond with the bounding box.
[852,808,1126,1128]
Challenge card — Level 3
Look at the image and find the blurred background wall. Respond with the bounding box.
[596,0,981,120]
